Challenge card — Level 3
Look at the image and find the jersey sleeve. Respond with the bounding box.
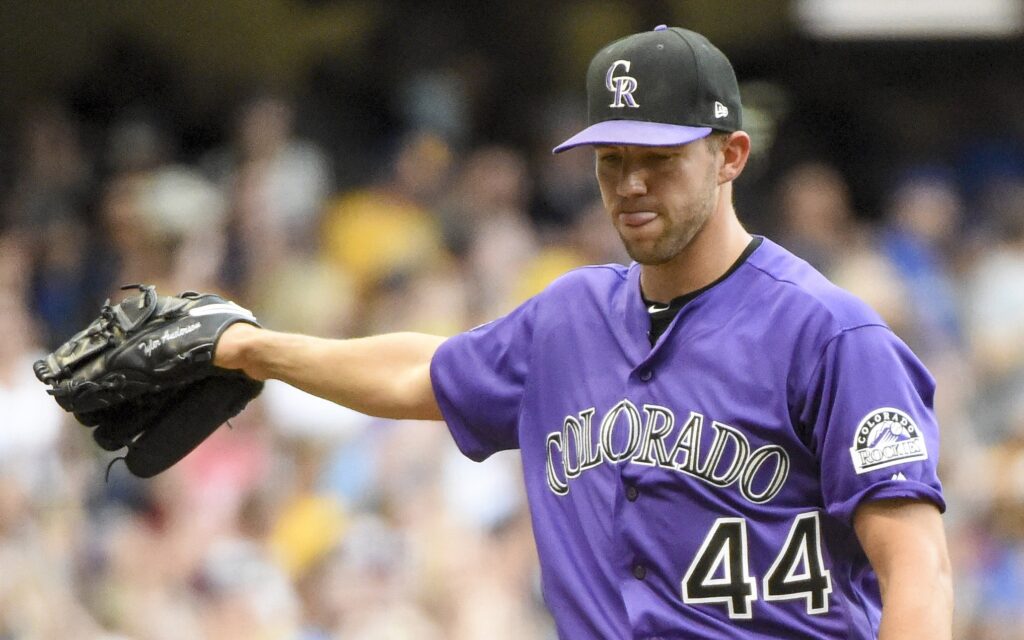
[429,298,538,462]
[799,325,946,525]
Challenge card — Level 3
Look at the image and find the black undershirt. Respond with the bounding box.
[643,236,764,345]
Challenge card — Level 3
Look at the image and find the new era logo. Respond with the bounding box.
[714,101,729,118]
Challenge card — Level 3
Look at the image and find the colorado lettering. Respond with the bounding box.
[545,402,790,504]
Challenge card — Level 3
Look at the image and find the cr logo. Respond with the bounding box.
[605,60,639,108]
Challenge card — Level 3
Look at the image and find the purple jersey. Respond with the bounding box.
[430,237,944,639]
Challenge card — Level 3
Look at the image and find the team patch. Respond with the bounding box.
[849,408,927,474]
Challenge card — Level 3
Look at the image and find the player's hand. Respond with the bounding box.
[213,322,266,380]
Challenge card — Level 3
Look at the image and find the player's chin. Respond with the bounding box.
[622,239,678,265]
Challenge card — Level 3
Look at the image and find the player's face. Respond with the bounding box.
[594,141,719,266]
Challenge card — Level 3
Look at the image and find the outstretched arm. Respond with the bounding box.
[214,323,446,421]
[854,498,953,640]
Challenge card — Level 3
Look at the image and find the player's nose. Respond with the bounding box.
[616,167,648,197]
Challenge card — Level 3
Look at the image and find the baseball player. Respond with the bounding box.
[214,26,952,639]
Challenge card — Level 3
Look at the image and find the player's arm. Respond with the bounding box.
[214,323,445,420]
[853,498,953,640]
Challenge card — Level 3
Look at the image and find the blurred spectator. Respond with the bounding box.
[308,514,444,639]
[360,264,470,336]
[2,104,98,348]
[0,275,63,495]
[441,145,538,318]
[1,101,91,234]
[964,178,1024,442]
[398,67,473,148]
[24,214,96,348]
[208,94,332,252]
[206,93,332,299]
[879,168,965,354]
[91,173,177,292]
[963,401,1024,639]
[321,131,452,314]
[0,251,96,638]
[513,198,630,303]
[530,99,601,229]
[95,115,224,297]
[775,161,863,276]
[196,533,301,639]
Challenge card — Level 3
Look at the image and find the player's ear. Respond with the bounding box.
[718,131,751,185]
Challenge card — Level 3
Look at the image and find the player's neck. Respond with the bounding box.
[640,200,751,303]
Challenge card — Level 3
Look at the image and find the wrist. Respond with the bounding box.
[214,322,266,379]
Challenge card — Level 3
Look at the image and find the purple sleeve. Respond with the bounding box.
[429,299,537,462]
[800,325,946,524]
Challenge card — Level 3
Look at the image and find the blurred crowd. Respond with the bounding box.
[2,72,1024,640]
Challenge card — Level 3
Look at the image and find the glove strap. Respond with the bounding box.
[112,284,159,332]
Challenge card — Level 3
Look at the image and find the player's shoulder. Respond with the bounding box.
[745,237,886,332]
[518,262,633,323]
[537,262,631,297]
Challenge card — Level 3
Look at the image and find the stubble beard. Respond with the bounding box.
[619,175,718,266]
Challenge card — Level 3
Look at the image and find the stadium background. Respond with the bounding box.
[1,1,1023,638]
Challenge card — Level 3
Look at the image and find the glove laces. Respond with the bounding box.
[105,455,127,482]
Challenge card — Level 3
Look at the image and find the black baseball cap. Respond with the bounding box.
[553,25,742,153]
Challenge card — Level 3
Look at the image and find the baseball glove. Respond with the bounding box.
[34,284,263,478]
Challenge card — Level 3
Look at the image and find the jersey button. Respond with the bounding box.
[626,485,639,502]
[632,564,647,580]
[639,369,653,382]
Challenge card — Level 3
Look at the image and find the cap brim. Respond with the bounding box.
[552,120,713,153]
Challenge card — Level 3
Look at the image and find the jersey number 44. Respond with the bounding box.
[682,512,832,619]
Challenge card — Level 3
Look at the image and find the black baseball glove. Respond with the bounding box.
[34,284,263,478]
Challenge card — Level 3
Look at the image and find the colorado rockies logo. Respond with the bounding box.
[606,60,639,108]
[849,408,928,474]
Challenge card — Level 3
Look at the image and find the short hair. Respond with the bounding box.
[705,131,729,154]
